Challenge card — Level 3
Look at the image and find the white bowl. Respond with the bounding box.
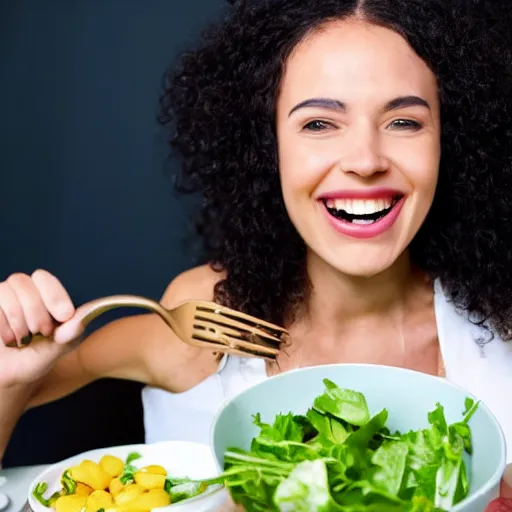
[28,441,227,512]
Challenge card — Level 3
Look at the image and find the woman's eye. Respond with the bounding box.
[388,119,422,131]
[302,120,334,132]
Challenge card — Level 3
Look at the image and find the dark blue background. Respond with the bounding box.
[0,0,223,466]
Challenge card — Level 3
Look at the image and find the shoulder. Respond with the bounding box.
[141,265,227,392]
[161,264,226,307]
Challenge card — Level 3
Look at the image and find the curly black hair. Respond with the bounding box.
[159,0,512,340]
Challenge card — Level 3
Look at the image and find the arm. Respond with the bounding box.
[0,265,223,460]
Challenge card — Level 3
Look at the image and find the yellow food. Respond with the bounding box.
[70,460,111,490]
[134,472,166,491]
[109,477,124,496]
[85,490,115,512]
[54,495,87,512]
[74,483,93,496]
[138,465,167,476]
[35,451,209,512]
[114,484,144,505]
[99,455,125,478]
[125,489,171,511]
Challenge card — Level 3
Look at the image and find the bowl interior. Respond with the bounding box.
[212,364,506,508]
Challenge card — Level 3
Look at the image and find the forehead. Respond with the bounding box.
[279,19,438,108]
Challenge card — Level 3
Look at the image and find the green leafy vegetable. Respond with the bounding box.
[32,482,61,508]
[119,464,137,485]
[168,480,209,502]
[60,470,76,495]
[313,379,371,427]
[118,452,143,485]
[208,379,478,512]
[125,451,142,464]
[163,476,211,503]
[274,459,343,511]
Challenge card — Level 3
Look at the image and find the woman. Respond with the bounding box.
[1,0,511,502]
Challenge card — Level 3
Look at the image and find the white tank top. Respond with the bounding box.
[142,280,512,462]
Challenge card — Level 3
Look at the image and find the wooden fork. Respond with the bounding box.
[17,295,289,360]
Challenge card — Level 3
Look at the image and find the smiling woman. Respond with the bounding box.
[0,0,512,510]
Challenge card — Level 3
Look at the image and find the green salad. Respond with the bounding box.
[206,379,478,512]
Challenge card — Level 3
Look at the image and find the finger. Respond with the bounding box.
[31,269,75,323]
[0,282,29,345]
[7,273,55,337]
[0,307,17,346]
[52,314,86,345]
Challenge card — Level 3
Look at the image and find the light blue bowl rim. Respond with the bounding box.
[209,363,507,510]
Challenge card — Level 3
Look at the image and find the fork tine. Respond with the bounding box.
[193,301,288,335]
[193,319,281,350]
[191,336,279,360]
[194,309,288,341]
[190,329,279,358]
[193,314,283,347]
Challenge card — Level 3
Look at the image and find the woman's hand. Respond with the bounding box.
[0,269,82,387]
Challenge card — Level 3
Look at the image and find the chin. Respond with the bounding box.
[310,244,405,279]
[330,259,398,279]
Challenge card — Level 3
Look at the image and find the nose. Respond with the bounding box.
[337,127,389,178]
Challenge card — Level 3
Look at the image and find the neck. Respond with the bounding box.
[305,249,419,324]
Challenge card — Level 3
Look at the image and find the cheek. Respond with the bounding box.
[279,138,338,200]
[390,139,440,198]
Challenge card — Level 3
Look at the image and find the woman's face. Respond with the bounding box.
[276,19,441,277]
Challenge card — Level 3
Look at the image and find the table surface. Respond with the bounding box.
[0,465,49,512]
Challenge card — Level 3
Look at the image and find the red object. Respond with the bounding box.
[485,498,512,511]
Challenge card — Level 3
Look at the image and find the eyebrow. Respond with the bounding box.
[288,95,430,117]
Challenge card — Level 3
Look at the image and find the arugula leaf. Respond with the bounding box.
[274,459,344,511]
[117,452,144,485]
[313,380,371,427]
[251,413,318,462]
[114,452,142,485]
[306,408,350,445]
[434,456,467,508]
[125,452,142,464]
[165,478,209,503]
[61,470,77,495]
[32,482,50,507]
[462,398,477,419]
[371,441,408,496]
[32,482,61,508]
[120,464,138,485]
[253,413,305,443]
[449,398,479,455]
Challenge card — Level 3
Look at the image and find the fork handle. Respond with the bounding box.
[18,295,178,347]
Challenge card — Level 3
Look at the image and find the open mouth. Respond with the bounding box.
[322,195,403,225]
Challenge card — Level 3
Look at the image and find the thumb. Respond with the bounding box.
[51,298,110,344]
[52,313,86,344]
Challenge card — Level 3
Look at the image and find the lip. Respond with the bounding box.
[321,195,406,240]
[318,187,405,200]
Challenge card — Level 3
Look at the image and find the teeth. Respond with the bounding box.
[326,198,393,215]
